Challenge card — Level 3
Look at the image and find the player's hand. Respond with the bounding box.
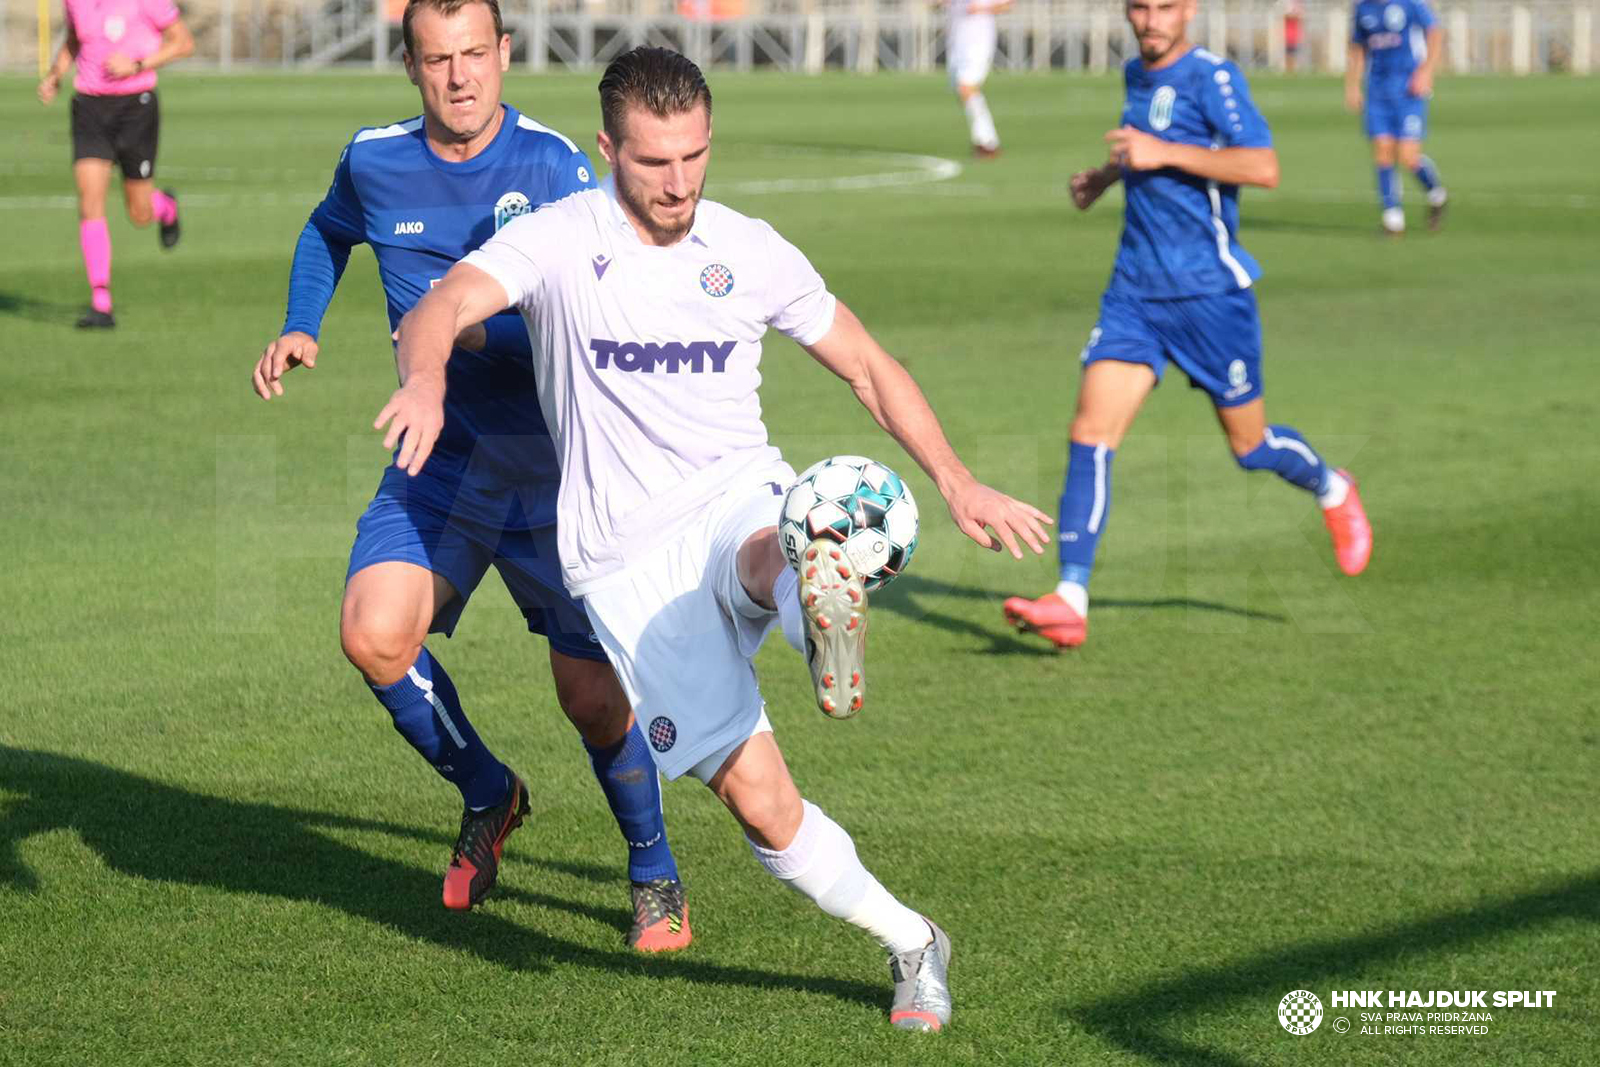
[943,478,1052,560]
[252,331,319,399]
[1070,167,1109,210]
[1104,126,1168,172]
[374,375,445,477]
[37,74,59,104]
[1344,85,1363,112]
[104,53,139,78]
[1408,69,1433,98]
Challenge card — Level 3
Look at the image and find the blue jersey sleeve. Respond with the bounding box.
[1351,3,1368,46]
[481,313,532,362]
[1410,0,1436,30]
[1200,63,1273,149]
[546,146,599,201]
[282,139,364,338]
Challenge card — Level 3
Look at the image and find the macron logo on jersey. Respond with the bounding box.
[394,220,425,235]
[589,338,735,374]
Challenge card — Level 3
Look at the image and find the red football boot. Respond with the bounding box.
[443,771,529,910]
[1321,470,1372,577]
[1002,593,1087,649]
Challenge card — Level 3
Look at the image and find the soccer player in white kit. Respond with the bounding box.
[377,47,1051,1031]
[945,0,1011,157]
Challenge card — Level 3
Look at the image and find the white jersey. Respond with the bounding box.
[463,180,838,596]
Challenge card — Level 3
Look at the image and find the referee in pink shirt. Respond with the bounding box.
[37,0,193,328]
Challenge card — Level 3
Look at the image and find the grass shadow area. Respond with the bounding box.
[1062,870,1600,1066]
[0,745,885,1010]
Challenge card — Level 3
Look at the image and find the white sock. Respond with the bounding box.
[773,566,805,652]
[748,800,931,955]
[1318,469,1350,509]
[1427,186,1448,207]
[1053,580,1089,618]
[963,93,999,150]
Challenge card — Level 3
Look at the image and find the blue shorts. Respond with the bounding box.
[1364,95,1428,141]
[347,466,605,661]
[1081,287,1263,408]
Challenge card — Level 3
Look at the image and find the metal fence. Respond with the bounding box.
[3,0,1593,73]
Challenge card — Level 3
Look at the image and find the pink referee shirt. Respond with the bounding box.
[65,0,179,96]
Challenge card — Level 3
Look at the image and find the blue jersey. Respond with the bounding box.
[286,105,597,498]
[1110,48,1272,301]
[1351,0,1436,98]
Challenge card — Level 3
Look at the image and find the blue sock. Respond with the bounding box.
[369,646,508,810]
[1057,441,1113,587]
[1410,155,1442,191]
[1376,165,1401,209]
[585,720,679,883]
[1236,424,1330,494]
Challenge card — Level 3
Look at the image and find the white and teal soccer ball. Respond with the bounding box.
[780,456,919,591]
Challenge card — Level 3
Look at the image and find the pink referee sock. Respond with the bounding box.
[150,189,178,226]
[79,217,113,314]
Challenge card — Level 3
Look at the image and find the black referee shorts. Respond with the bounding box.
[71,90,161,180]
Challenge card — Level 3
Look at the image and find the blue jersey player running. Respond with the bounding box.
[1346,0,1448,233]
[1003,0,1374,650]
[249,0,691,951]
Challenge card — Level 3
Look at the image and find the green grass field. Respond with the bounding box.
[3,70,1598,1066]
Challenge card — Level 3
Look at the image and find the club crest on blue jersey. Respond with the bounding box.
[494,191,532,231]
[648,716,677,752]
[1148,86,1177,131]
[1384,2,1407,29]
[700,264,734,298]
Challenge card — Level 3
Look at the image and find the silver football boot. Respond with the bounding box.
[889,918,953,1032]
[797,538,867,719]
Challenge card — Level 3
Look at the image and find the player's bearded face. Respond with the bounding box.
[405,4,511,144]
[1126,0,1195,63]
[603,105,712,246]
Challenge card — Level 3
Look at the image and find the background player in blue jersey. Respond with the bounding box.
[1347,0,1448,233]
[248,0,692,950]
[1003,0,1373,650]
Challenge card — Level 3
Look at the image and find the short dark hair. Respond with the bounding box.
[598,47,713,143]
[402,0,502,56]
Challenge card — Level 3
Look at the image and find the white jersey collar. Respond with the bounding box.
[600,175,714,249]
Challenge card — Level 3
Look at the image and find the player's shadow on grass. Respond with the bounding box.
[1245,214,1377,236]
[0,290,83,326]
[875,576,1285,652]
[0,745,885,1011]
[1060,869,1600,1066]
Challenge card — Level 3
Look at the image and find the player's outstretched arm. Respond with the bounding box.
[1105,126,1279,188]
[1345,45,1366,110]
[803,300,1051,559]
[377,262,509,476]
[1070,162,1122,210]
[37,28,78,104]
[1409,27,1442,96]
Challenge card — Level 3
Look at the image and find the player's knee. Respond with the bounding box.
[557,672,629,747]
[339,608,424,687]
[1069,416,1120,450]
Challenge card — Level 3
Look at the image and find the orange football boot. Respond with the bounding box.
[1002,593,1087,649]
[443,771,529,910]
[1321,469,1372,576]
[628,878,692,952]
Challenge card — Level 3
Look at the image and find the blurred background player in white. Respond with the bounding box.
[1003,0,1372,650]
[249,0,694,950]
[943,0,1011,158]
[1346,0,1447,233]
[377,47,1051,1031]
[37,0,192,328]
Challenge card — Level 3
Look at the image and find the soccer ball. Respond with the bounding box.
[779,456,919,591]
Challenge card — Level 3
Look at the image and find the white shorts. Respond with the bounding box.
[947,16,997,87]
[582,460,795,782]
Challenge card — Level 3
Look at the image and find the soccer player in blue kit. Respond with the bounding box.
[1004,0,1373,649]
[249,0,691,950]
[1346,0,1447,234]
